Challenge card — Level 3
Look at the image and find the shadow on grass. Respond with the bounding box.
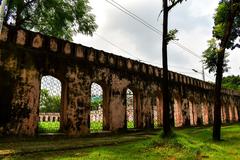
[1,124,240,160]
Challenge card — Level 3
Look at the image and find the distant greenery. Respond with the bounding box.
[40,90,103,112]
[40,89,61,113]
[222,75,240,91]
[91,96,102,110]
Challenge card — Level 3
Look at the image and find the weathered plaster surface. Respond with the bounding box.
[0,25,239,136]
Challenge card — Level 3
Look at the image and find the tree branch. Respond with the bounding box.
[168,0,184,11]
[24,0,36,8]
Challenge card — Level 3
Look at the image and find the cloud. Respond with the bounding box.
[74,0,235,81]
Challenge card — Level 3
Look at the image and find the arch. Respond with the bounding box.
[234,106,239,122]
[126,88,134,129]
[208,101,214,125]
[181,99,190,126]
[38,75,62,133]
[221,104,227,124]
[201,101,209,125]
[189,97,197,126]
[153,91,163,128]
[173,94,183,127]
[229,105,233,122]
[90,82,104,132]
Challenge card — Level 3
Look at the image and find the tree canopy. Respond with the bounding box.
[202,1,240,73]
[91,96,102,110]
[213,0,240,49]
[40,89,61,113]
[206,0,240,141]
[202,38,230,73]
[222,75,240,91]
[4,0,97,41]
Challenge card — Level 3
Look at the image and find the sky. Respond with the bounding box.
[73,0,240,82]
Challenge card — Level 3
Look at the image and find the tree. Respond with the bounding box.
[4,0,97,41]
[222,75,240,91]
[161,0,186,137]
[40,89,61,113]
[91,95,102,110]
[210,0,240,141]
[202,38,230,73]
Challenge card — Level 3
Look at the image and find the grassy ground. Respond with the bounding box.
[38,122,60,133]
[38,121,137,133]
[1,124,240,160]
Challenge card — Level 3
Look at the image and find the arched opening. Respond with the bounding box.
[90,82,103,132]
[182,99,190,126]
[38,76,62,134]
[201,102,209,125]
[153,95,163,128]
[173,96,183,127]
[189,99,197,126]
[126,89,134,129]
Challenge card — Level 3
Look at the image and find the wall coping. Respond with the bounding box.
[1,25,239,96]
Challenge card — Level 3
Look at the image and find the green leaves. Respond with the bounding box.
[166,29,178,44]
[222,75,240,91]
[203,0,240,74]
[91,96,102,110]
[202,38,229,74]
[5,0,97,41]
[40,89,61,113]
[213,0,240,49]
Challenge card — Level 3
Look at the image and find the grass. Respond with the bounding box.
[127,121,134,129]
[38,121,137,133]
[1,124,240,159]
[90,121,103,132]
[38,122,104,133]
[38,122,60,133]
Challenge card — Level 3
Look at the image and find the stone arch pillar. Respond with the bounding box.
[102,85,110,130]
[140,92,154,129]
[134,91,143,129]
[201,100,209,125]
[208,101,214,125]
[155,93,163,127]
[196,102,203,126]
[234,106,239,122]
[181,99,190,126]
[64,67,92,136]
[0,55,41,136]
[10,68,40,136]
[173,94,183,127]
[107,74,130,131]
[229,105,233,122]
[221,104,227,124]
[189,98,197,126]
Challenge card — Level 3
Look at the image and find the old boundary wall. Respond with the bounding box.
[0,25,239,136]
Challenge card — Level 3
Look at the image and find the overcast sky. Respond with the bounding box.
[73,0,240,82]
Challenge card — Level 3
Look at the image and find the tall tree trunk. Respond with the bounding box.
[0,0,8,31]
[162,0,171,136]
[213,0,236,141]
[4,0,12,24]
[15,0,24,27]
